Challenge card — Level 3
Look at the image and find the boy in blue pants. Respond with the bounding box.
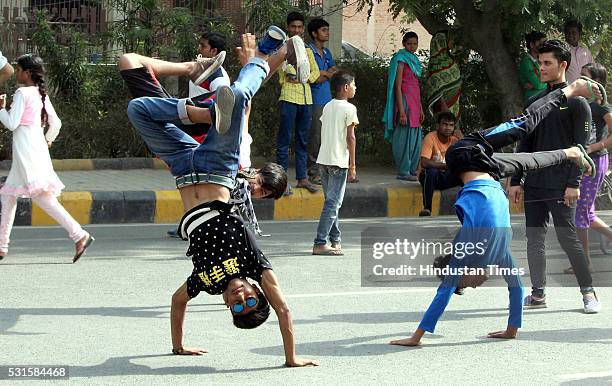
[391,78,602,346]
[126,30,318,367]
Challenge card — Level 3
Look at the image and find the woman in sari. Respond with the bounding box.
[383,32,424,181]
[426,31,462,131]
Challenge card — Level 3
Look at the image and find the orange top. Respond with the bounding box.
[420,131,459,167]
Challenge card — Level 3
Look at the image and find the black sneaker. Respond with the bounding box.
[419,209,431,217]
[523,294,547,308]
[167,228,180,238]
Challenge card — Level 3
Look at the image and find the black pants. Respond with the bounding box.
[446,88,569,178]
[418,168,461,211]
[524,188,593,295]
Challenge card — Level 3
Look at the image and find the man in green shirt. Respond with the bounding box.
[518,31,547,101]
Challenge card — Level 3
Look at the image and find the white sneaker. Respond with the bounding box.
[285,36,310,84]
[583,292,602,314]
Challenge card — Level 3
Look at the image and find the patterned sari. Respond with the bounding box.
[426,31,462,128]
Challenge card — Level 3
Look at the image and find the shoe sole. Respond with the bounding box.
[215,85,235,134]
[192,51,226,86]
[287,37,310,84]
[584,306,601,314]
[268,26,286,41]
[524,303,547,309]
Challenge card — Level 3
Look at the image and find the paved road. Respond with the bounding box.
[1,215,612,385]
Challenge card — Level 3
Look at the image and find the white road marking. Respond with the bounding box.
[558,370,612,381]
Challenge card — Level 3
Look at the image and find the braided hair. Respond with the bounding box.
[16,54,48,128]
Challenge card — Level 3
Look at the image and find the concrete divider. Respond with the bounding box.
[0,158,167,171]
[11,185,534,227]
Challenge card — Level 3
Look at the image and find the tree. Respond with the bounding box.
[358,0,610,119]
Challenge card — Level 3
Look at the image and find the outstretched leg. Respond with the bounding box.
[481,79,603,150]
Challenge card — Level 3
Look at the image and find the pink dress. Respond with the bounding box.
[0,86,65,197]
[400,62,422,129]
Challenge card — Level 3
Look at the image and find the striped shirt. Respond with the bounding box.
[277,49,320,105]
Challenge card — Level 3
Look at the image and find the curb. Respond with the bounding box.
[0,158,167,171]
[9,186,544,227]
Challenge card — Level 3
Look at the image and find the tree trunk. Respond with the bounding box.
[451,0,524,119]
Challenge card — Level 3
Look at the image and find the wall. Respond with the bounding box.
[341,0,431,56]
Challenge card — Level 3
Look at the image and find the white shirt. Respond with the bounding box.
[188,66,230,98]
[316,99,359,168]
[566,44,593,83]
[0,50,7,70]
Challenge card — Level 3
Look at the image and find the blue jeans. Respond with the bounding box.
[314,165,348,245]
[127,57,269,186]
[277,101,312,180]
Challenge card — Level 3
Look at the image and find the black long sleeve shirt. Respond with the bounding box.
[510,82,592,190]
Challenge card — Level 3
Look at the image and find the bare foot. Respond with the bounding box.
[390,337,421,346]
[487,327,518,339]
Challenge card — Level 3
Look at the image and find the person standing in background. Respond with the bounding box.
[306,18,337,184]
[564,20,593,83]
[519,31,547,101]
[383,32,424,181]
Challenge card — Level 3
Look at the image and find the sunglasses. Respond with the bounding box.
[231,296,258,313]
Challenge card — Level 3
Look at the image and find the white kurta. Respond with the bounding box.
[0,86,65,197]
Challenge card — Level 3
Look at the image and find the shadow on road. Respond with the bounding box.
[0,303,225,334]
[68,354,283,378]
[285,307,580,325]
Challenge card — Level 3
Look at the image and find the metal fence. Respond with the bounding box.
[1,0,325,62]
[1,0,109,60]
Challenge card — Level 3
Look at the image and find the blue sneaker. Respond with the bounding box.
[257,26,287,55]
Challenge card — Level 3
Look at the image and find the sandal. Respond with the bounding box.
[297,182,319,193]
[331,243,343,254]
[73,233,95,263]
[580,75,608,105]
[577,144,596,177]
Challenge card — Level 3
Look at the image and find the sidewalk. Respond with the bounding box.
[0,158,531,226]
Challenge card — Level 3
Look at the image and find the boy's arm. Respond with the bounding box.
[307,50,320,84]
[566,97,591,188]
[0,61,14,86]
[170,282,207,355]
[421,157,447,170]
[347,123,357,178]
[261,269,319,367]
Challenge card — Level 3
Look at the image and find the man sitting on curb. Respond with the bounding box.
[126,28,318,367]
[418,112,461,216]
